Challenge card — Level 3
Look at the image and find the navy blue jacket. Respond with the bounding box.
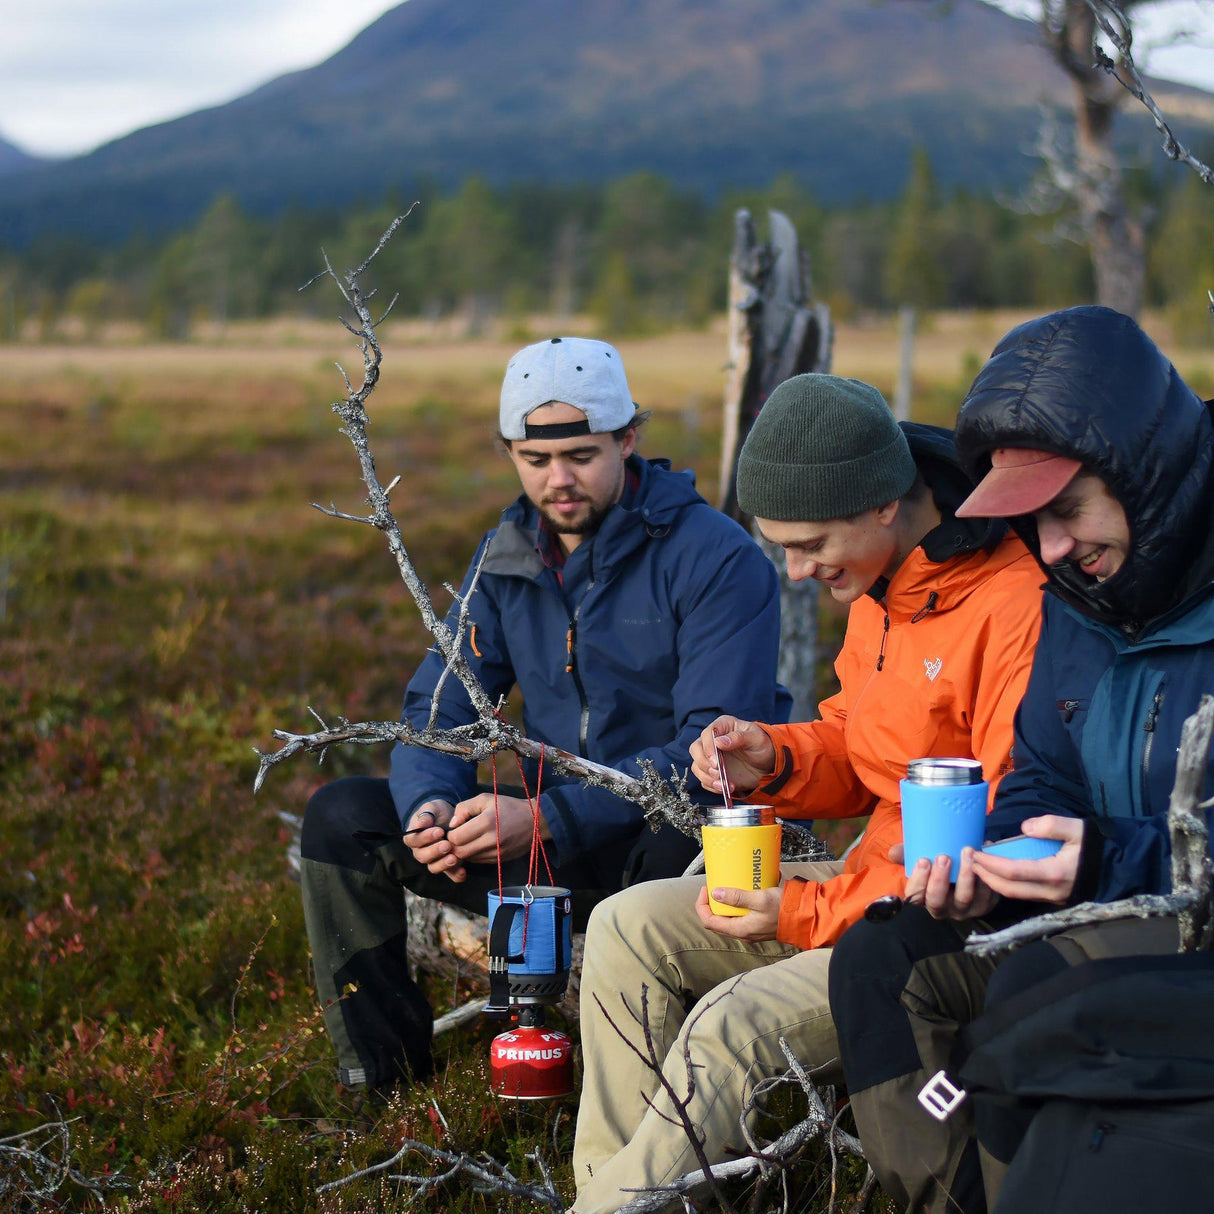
[389,455,791,863]
[955,306,1214,902]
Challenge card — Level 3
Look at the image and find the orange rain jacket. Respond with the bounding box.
[750,433,1044,951]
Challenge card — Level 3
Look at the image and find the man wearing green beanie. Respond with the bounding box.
[572,373,1045,1213]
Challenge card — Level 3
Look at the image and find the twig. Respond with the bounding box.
[597,996,865,1214]
[1084,0,1214,186]
[0,1115,134,1202]
[258,212,706,834]
[316,1134,566,1212]
[594,983,742,1214]
[427,541,491,733]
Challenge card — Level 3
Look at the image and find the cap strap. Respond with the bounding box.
[523,419,593,439]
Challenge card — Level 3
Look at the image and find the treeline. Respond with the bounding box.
[2,151,1212,340]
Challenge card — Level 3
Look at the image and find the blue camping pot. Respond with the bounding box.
[483,884,573,1016]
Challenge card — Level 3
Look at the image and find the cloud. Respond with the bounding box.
[0,0,403,156]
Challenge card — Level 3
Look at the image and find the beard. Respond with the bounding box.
[539,496,615,537]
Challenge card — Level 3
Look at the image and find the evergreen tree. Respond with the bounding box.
[883,147,945,309]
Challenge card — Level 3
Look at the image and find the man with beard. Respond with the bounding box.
[299,337,790,1097]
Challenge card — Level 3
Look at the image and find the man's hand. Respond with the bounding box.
[970,815,1084,905]
[694,883,782,941]
[446,793,549,867]
[894,813,1085,920]
[893,842,1000,921]
[403,800,461,880]
[404,795,549,884]
[690,716,777,797]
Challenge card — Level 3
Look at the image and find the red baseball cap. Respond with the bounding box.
[956,447,1082,518]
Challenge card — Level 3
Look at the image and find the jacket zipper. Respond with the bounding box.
[876,613,889,671]
[566,607,592,758]
[1141,685,1164,805]
[565,548,596,757]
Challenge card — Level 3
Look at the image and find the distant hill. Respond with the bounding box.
[0,134,42,177]
[1,0,1211,247]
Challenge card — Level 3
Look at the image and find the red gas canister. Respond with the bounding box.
[489,1013,575,1100]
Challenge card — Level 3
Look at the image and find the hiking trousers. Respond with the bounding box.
[828,906,1182,1214]
[299,775,698,1092]
[572,863,845,1214]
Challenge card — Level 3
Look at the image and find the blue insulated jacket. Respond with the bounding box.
[955,306,1214,902]
[389,455,791,863]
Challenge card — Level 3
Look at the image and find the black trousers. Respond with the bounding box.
[299,775,701,1091]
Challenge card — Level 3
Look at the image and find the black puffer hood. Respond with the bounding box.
[955,306,1214,631]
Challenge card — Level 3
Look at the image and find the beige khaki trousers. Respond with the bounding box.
[572,863,844,1214]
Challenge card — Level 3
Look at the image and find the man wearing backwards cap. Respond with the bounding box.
[829,305,1214,1214]
[571,372,1043,1213]
[298,337,790,1097]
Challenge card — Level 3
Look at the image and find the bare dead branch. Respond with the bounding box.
[1084,0,1214,185]
[595,982,865,1214]
[965,890,1200,957]
[0,1115,134,1203]
[254,714,695,831]
[1167,694,1214,950]
[593,984,740,1214]
[315,1131,566,1212]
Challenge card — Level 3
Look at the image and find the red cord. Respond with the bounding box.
[489,713,557,960]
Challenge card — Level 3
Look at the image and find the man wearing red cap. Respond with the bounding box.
[829,306,1214,1214]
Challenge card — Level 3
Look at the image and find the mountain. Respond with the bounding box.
[0,133,42,177]
[1,0,1211,247]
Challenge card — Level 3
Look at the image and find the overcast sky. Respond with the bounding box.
[3,0,1213,158]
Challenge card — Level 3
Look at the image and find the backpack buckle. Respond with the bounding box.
[918,1069,967,1121]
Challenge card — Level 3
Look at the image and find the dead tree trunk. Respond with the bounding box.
[1042,0,1145,316]
[720,209,832,720]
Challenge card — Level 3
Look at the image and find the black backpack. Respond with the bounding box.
[955,951,1214,1213]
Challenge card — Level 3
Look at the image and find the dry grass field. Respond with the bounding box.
[2,307,1211,1211]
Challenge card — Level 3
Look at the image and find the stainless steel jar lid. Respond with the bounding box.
[904,758,984,786]
[703,804,776,827]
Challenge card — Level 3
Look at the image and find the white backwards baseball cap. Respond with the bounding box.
[500,337,636,440]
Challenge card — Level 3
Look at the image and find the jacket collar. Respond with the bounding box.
[482,455,701,580]
[868,424,1016,619]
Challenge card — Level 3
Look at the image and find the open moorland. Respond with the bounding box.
[3,310,1212,1212]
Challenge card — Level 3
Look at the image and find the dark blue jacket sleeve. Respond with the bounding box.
[1085,816,1175,900]
[541,526,788,862]
[387,534,514,826]
[983,606,1091,841]
[985,601,1189,901]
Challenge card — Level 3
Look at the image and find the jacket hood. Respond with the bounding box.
[861,422,1016,617]
[904,421,1007,556]
[954,306,1214,630]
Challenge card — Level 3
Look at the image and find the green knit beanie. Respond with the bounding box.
[736,373,915,521]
